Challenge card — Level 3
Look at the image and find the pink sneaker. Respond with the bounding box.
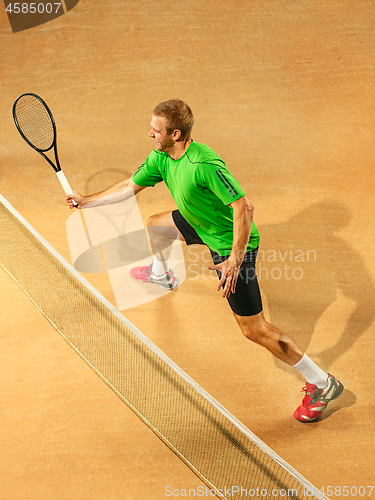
[130,263,178,290]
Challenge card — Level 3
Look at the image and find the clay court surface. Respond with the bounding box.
[0,1,374,498]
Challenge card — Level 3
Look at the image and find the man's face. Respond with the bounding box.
[149,115,175,152]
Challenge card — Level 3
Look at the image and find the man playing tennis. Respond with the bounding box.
[66,99,343,422]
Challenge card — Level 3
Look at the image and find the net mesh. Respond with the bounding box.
[0,198,326,500]
[14,94,55,151]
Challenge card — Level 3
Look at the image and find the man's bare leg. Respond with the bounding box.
[129,211,184,288]
[234,310,304,365]
[147,211,184,274]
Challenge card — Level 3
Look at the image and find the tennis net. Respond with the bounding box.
[0,195,327,500]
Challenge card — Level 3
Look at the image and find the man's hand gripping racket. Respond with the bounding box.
[12,93,77,206]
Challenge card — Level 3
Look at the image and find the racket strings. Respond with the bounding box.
[14,95,55,151]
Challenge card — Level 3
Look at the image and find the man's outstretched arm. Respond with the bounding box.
[65,177,147,209]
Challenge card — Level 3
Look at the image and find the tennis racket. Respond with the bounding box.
[12,93,77,206]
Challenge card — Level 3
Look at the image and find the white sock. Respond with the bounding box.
[151,255,170,276]
[293,354,328,388]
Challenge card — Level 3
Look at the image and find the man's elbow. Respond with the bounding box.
[243,196,254,216]
[231,195,254,215]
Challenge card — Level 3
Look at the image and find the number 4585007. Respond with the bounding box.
[317,486,374,497]
[6,3,63,14]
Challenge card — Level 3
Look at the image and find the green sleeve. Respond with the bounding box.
[132,151,164,187]
[197,162,246,205]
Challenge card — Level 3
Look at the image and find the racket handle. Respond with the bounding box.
[56,171,78,207]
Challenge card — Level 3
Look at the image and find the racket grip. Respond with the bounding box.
[56,171,78,207]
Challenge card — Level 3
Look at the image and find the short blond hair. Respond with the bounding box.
[153,99,194,140]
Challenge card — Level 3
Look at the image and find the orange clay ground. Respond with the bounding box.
[0,1,374,498]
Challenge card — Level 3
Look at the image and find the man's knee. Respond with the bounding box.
[235,313,269,343]
[147,212,167,227]
[148,212,184,242]
[147,212,181,251]
[242,324,269,343]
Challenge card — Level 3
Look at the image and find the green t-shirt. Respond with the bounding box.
[132,141,260,255]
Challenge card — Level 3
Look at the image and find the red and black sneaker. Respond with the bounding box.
[294,374,344,422]
[130,263,178,290]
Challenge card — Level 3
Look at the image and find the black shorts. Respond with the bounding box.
[172,210,263,317]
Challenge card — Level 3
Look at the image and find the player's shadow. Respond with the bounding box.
[257,201,375,375]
